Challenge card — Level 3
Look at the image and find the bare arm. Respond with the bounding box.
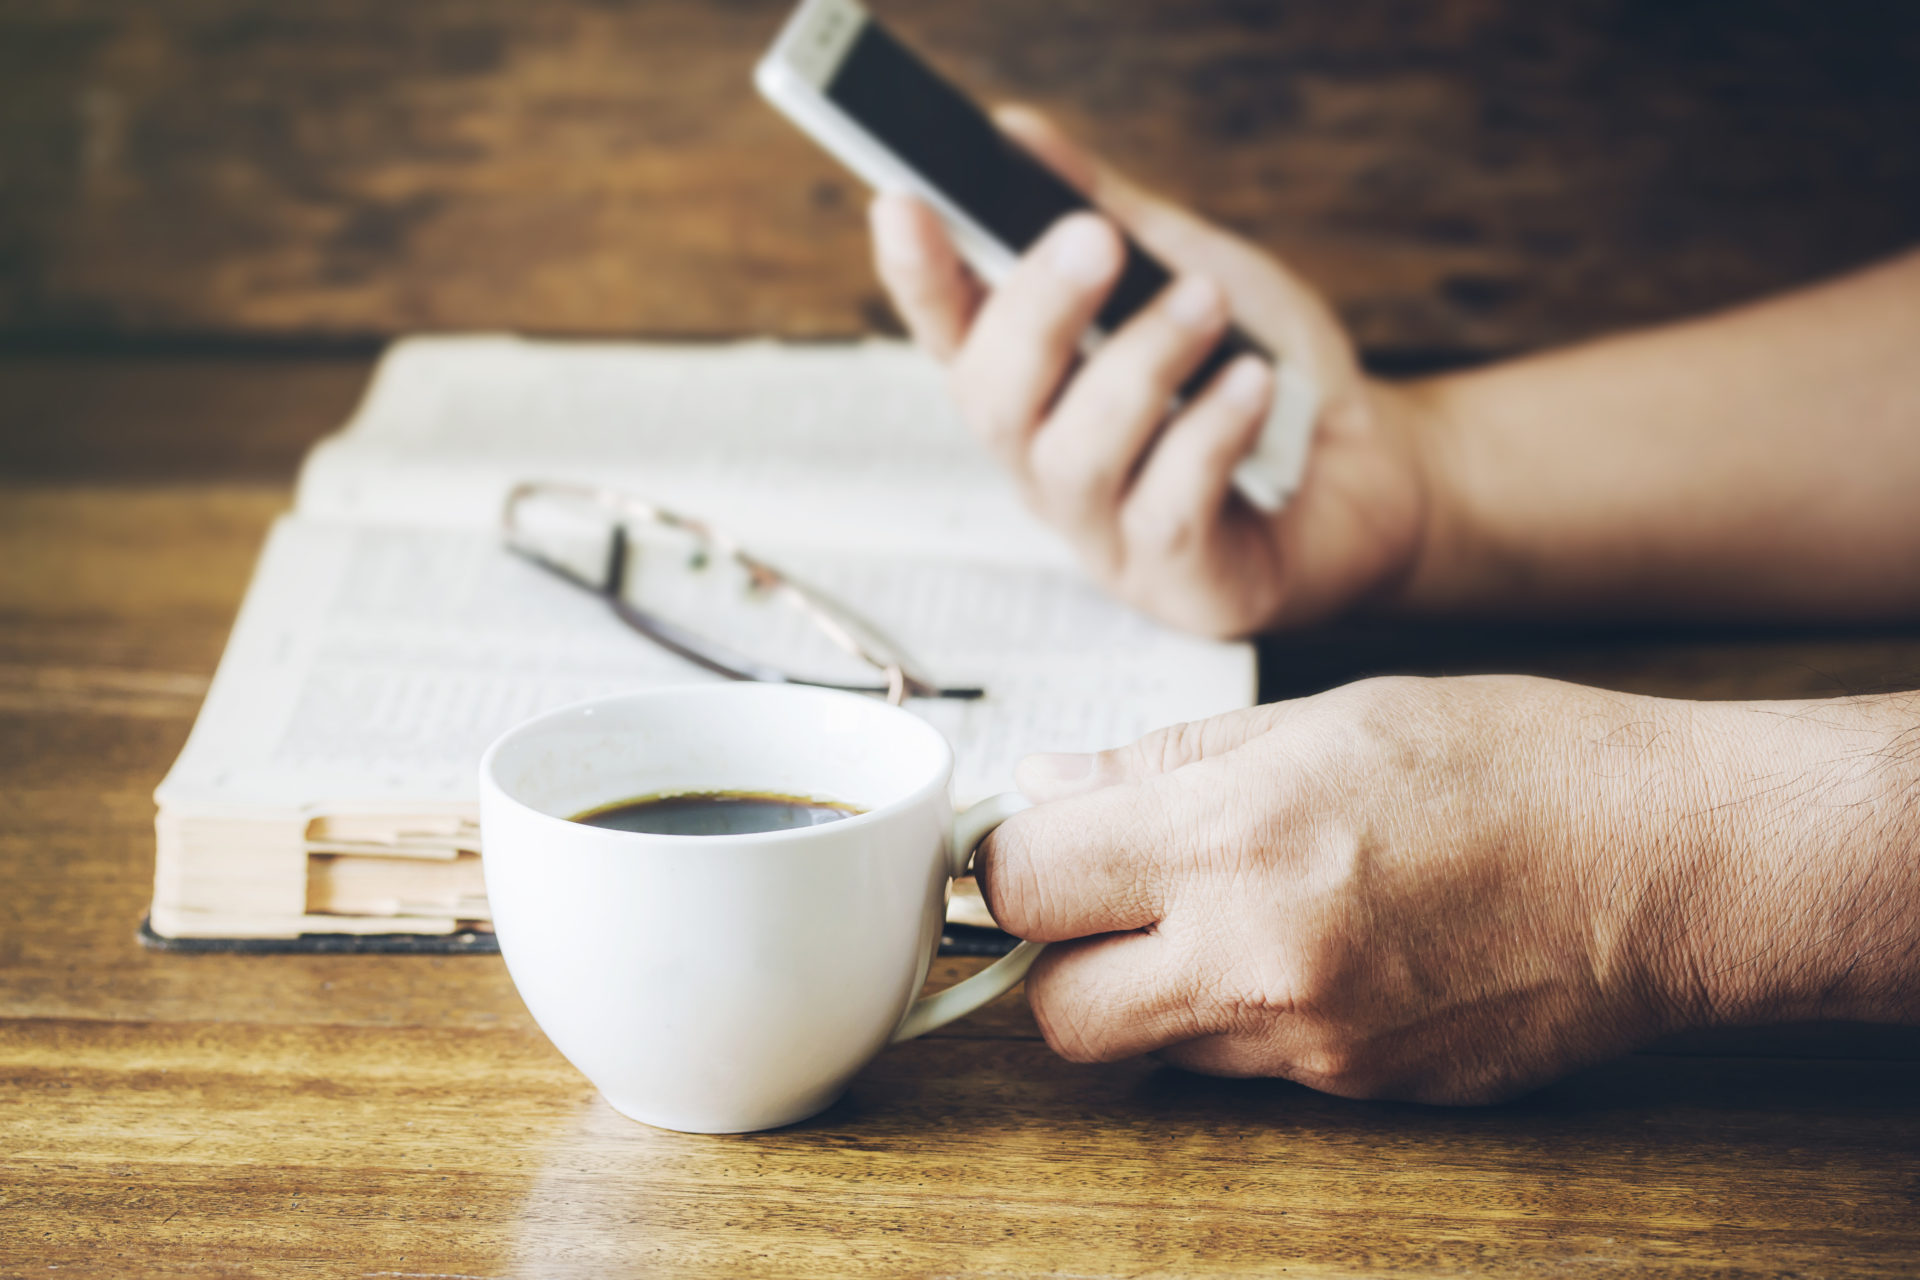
[1679,689,1920,1029]
[1408,250,1920,621]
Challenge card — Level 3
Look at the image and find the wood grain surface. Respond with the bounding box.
[4,361,1920,1276]
[6,0,1920,357]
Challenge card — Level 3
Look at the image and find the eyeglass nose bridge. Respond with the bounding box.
[601,523,630,597]
[501,481,632,600]
[501,522,625,602]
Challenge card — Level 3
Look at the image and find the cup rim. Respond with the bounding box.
[477,682,956,847]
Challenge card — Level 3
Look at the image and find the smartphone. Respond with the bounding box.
[754,0,1320,513]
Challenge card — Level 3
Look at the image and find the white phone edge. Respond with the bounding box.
[754,0,1317,511]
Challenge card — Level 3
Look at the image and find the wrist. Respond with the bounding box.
[1370,373,1497,617]
[1638,695,1920,1029]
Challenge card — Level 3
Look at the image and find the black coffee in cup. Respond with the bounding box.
[571,790,863,837]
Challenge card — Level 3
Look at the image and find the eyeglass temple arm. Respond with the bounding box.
[605,596,983,701]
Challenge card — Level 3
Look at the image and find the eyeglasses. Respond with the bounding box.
[501,481,983,706]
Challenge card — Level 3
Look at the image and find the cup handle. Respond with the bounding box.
[890,792,1044,1044]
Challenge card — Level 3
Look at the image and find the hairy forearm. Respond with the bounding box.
[1632,692,1920,1029]
[1397,248,1920,620]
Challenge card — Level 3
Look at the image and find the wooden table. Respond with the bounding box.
[6,0,1919,1269]
[3,355,1918,1277]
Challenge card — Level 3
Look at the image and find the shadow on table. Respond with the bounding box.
[1123,1031,1920,1121]
[1259,620,1920,704]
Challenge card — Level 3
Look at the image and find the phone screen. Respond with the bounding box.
[825,23,1086,259]
[824,19,1258,390]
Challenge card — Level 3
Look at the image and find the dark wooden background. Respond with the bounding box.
[5,0,1919,361]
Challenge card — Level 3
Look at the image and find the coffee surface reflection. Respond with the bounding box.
[570,790,863,837]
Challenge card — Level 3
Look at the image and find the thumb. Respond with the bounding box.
[993,104,1220,272]
[1015,702,1287,802]
[992,104,1101,196]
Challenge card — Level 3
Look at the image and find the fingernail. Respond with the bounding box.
[1016,752,1094,791]
[870,195,925,269]
[1165,275,1224,331]
[1222,356,1273,407]
[1046,215,1119,286]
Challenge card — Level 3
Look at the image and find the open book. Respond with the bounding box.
[150,336,1256,941]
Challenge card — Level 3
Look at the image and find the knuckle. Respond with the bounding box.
[1217,908,1363,1023]
[1119,495,1202,562]
[1291,1033,1369,1094]
[1122,717,1213,778]
[1099,357,1173,425]
[973,827,1047,939]
[1329,674,1427,719]
[1317,675,1445,769]
[948,363,1026,457]
[1195,414,1260,474]
[1027,974,1112,1064]
[1025,433,1113,517]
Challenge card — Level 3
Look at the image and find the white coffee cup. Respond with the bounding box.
[477,683,1042,1133]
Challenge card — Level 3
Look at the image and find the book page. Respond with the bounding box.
[156,518,1255,817]
[295,335,1077,569]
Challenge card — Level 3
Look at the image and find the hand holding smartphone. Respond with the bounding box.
[754,0,1321,512]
